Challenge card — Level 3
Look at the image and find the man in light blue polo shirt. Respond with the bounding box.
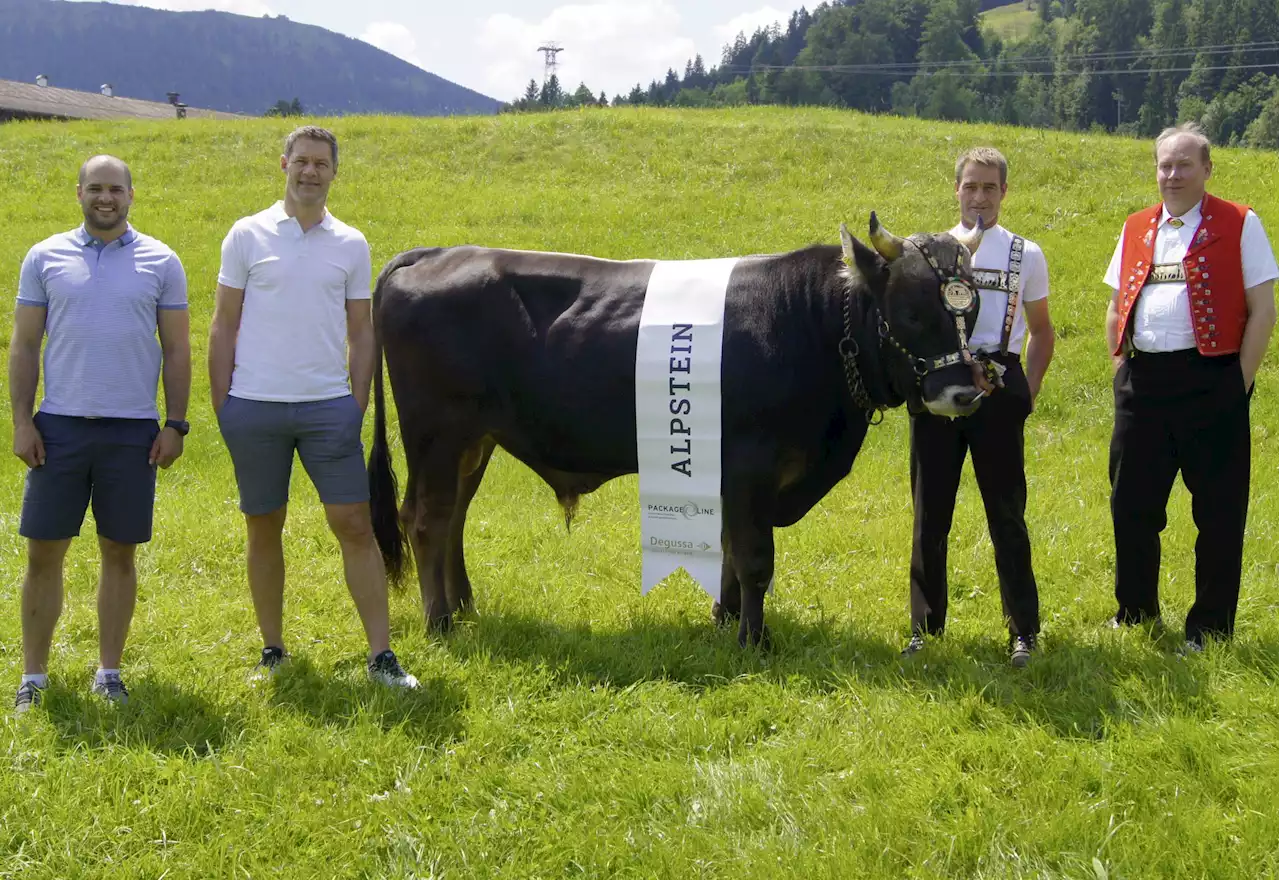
[9,155,191,715]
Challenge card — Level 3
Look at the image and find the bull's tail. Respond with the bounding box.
[368,248,435,586]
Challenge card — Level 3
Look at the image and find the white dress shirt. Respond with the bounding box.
[1104,203,1278,352]
[950,223,1049,354]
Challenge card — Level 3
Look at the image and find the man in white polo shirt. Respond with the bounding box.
[208,125,417,689]
[902,146,1056,668]
[1104,122,1277,652]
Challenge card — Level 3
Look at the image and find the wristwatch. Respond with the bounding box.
[164,419,190,436]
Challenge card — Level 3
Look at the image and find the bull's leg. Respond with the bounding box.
[711,553,741,626]
[728,521,775,650]
[445,438,495,614]
[404,448,468,634]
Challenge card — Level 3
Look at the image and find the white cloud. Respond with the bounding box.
[360,21,426,70]
[708,6,789,62]
[477,1,699,101]
[105,0,274,16]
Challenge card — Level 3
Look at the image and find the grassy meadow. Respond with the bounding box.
[0,107,1276,879]
[979,2,1043,42]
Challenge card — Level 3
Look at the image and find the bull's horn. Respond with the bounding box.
[952,215,985,254]
[868,211,905,262]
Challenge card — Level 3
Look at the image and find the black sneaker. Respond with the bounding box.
[901,633,927,657]
[367,650,419,690]
[91,673,129,705]
[14,682,43,716]
[250,646,289,682]
[1010,634,1038,667]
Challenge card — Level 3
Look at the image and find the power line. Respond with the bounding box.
[721,62,1275,78]
[716,39,1280,77]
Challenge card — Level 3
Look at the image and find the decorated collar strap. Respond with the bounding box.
[906,237,978,367]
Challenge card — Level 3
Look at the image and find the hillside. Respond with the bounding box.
[0,0,500,116]
[601,0,1277,149]
[0,108,1276,879]
[980,0,1042,41]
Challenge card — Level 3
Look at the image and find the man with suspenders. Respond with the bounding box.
[902,147,1057,667]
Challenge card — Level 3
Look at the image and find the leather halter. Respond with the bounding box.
[839,238,979,423]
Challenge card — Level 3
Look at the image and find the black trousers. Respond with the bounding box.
[908,355,1040,637]
[1109,349,1251,643]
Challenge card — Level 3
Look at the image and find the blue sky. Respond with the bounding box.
[66,0,794,101]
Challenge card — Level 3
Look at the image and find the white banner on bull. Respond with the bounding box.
[635,258,738,603]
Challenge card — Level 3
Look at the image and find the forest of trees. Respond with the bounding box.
[502,0,1278,148]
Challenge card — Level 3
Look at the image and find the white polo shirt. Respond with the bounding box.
[951,223,1050,354]
[1103,204,1278,352]
[218,201,372,402]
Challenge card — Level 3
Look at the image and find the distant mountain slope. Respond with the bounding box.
[0,0,500,116]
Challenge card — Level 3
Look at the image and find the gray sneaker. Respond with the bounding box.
[368,650,419,690]
[91,673,129,705]
[14,682,43,716]
[1010,634,1038,668]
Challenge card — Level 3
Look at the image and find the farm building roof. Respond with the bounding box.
[0,78,246,121]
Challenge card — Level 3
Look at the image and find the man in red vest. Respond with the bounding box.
[1103,122,1277,652]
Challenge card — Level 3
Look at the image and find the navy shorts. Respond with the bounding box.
[217,394,368,516]
[19,412,160,544]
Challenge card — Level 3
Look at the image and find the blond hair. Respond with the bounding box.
[284,125,339,167]
[954,147,1008,187]
[1155,121,1211,164]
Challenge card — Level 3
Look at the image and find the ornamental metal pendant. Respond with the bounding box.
[943,280,975,312]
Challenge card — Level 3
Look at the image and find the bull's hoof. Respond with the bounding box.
[711,602,740,627]
[737,623,773,653]
[427,612,453,635]
[449,597,475,616]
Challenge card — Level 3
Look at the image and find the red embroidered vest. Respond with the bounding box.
[1113,193,1250,356]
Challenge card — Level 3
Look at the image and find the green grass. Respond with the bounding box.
[0,107,1276,879]
[981,1,1043,42]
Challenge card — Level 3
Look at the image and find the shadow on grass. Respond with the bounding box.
[43,677,247,755]
[263,654,467,744]
[438,607,1273,740]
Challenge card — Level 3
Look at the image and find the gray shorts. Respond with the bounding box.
[19,412,159,544]
[217,394,368,516]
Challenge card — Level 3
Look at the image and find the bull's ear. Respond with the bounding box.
[839,221,884,278]
[839,222,856,268]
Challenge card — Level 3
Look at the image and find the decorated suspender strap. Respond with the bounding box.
[998,235,1025,356]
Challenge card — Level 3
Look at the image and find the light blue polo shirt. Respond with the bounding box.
[16,224,188,420]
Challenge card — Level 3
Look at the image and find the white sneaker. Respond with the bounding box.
[367,650,419,689]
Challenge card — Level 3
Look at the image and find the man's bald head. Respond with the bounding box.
[79,155,132,189]
[76,154,134,235]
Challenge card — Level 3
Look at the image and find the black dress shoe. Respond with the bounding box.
[1107,614,1164,633]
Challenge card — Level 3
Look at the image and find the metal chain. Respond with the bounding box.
[839,285,886,425]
